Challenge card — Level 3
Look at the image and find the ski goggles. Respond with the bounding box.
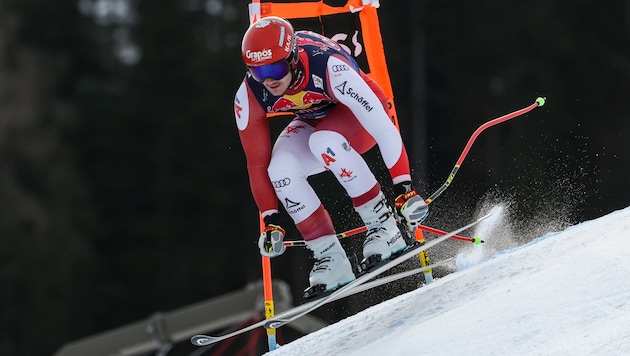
[248,60,291,82]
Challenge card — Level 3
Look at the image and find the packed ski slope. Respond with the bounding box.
[267,206,630,355]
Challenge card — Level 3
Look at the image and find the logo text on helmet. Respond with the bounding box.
[246,49,273,62]
[283,34,292,53]
[255,19,271,28]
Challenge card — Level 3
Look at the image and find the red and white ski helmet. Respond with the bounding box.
[241,16,298,81]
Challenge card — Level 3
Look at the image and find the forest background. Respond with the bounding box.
[1,1,628,355]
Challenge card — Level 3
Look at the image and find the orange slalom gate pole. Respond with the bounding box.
[249,0,280,351]
[261,255,279,350]
[254,0,368,20]
[259,215,280,351]
[358,5,399,128]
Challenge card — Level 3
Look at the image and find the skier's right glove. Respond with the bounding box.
[258,213,286,258]
[394,181,429,231]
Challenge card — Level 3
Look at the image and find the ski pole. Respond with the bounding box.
[283,223,483,247]
[337,224,481,243]
[425,97,546,204]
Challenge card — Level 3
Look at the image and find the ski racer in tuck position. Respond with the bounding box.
[234,16,428,297]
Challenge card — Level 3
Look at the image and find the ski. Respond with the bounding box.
[190,213,490,347]
[261,213,490,330]
[189,259,451,347]
[347,257,453,296]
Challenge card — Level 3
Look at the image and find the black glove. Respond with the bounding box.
[258,213,286,258]
[394,181,429,230]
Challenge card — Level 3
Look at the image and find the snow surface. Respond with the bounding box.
[266,206,630,356]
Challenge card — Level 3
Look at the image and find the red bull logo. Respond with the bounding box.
[269,91,332,113]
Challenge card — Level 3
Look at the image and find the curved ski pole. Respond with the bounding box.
[425,97,546,204]
[412,97,544,284]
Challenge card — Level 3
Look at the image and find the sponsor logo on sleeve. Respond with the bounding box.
[285,198,305,214]
[312,74,324,89]
[332,64,350,72]
[334,81,373,112]
[272,178,291,189]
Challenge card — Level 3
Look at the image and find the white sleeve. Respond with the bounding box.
[326,56,389,122]
[325,55,403,169]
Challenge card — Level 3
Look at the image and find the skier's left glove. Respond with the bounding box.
[258,213,286,258]
[394,181,429,231]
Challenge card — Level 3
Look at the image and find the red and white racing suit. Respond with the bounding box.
[233,31,412,241]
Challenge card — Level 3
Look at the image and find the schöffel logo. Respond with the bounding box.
[332,64,350,72]
[272,178,291,188]
[346,87,373,112]
[334,81,374,112]
[246,48,273,62]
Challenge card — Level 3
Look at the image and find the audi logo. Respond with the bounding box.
[332,64,350,72]
[272,178,291,188]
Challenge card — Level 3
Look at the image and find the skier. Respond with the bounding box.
[234,16,429,296]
